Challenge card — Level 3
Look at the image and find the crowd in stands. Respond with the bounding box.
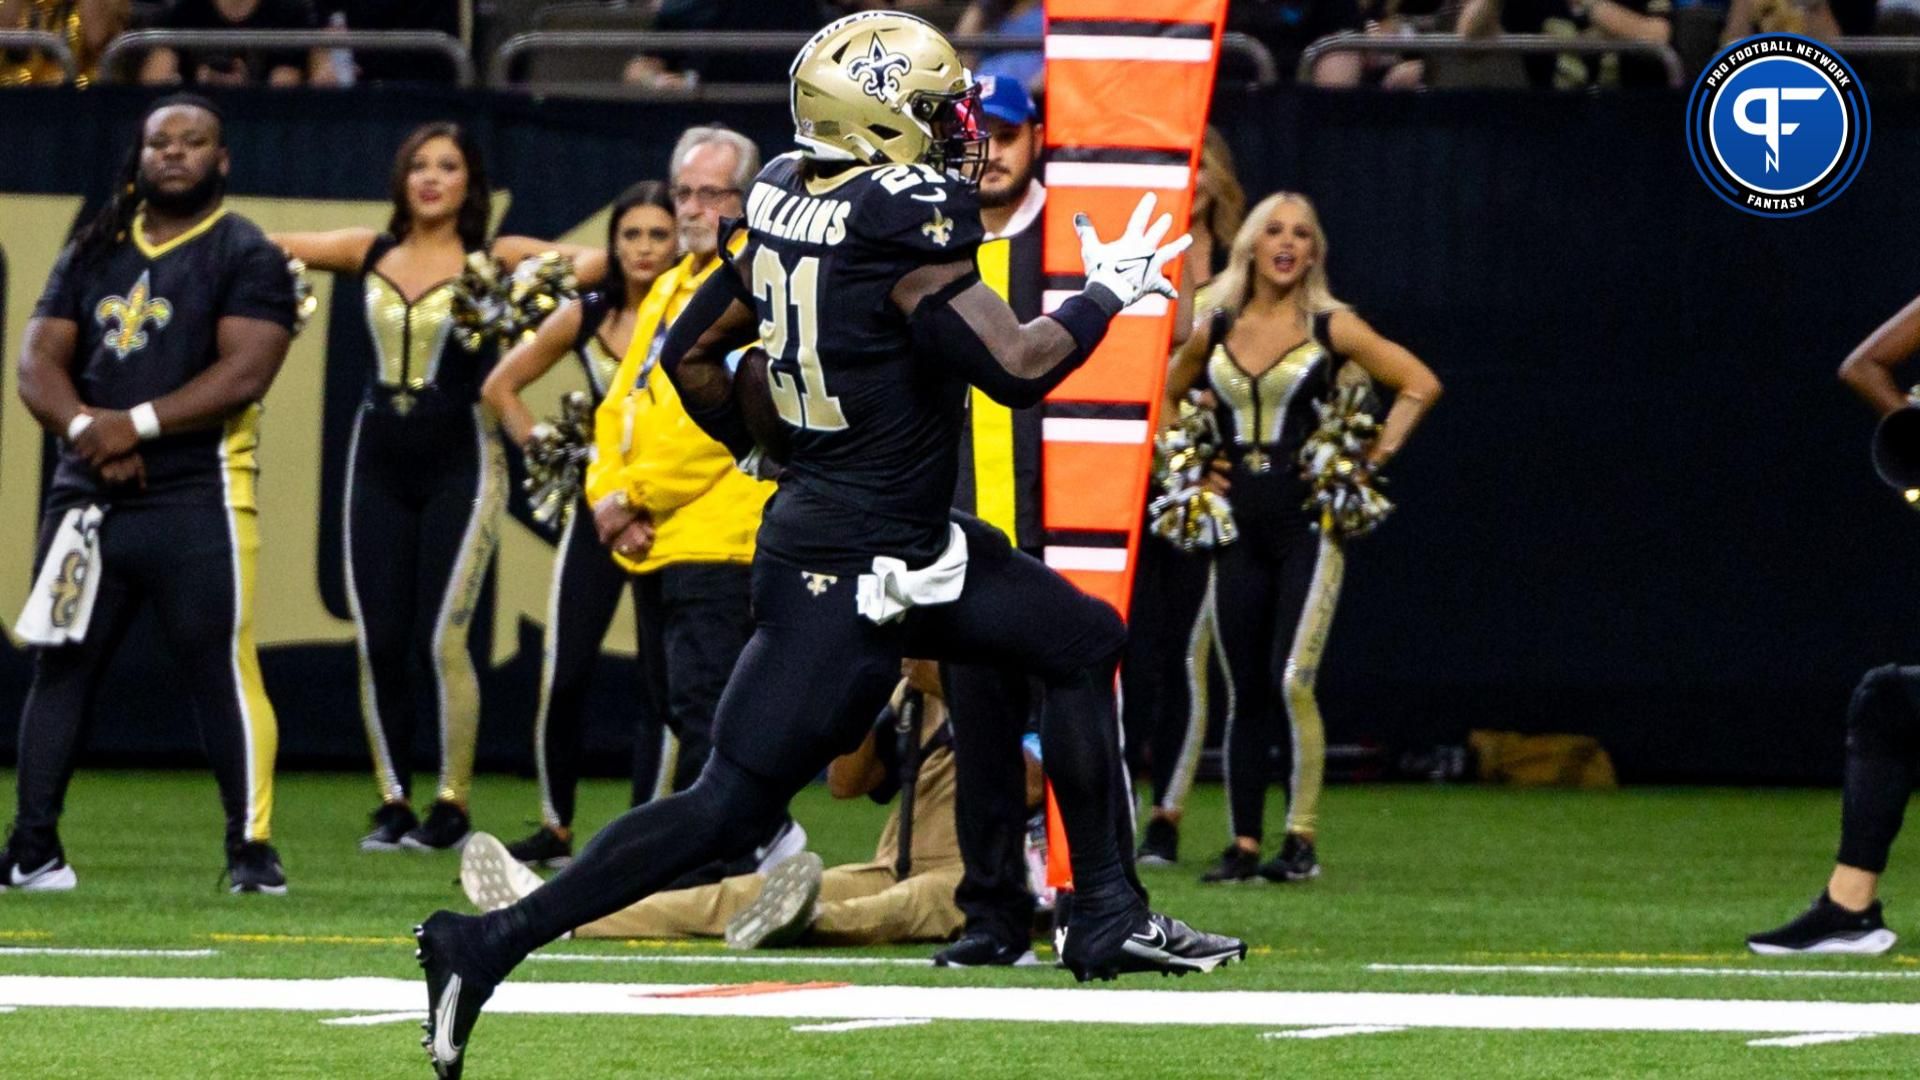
[5,0,1917,92]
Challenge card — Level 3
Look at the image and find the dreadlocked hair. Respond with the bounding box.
[69,93,225,270]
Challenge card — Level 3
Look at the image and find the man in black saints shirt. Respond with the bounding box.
[6,94,296,895]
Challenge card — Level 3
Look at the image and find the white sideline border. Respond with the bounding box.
[3,977,1920,1037]
[1371,963,1920,982]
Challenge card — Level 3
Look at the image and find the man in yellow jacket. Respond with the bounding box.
[583,127,779,847]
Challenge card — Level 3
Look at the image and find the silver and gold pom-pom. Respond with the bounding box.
[450,251,512,352]
[1299,383,1393,539]
[286,258,318,337]
[1149,397,1239,552]
[503,252,580,345]
[523,390,597,528]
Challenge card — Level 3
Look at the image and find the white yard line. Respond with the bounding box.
[791,1018,932,1033]
[319,1011,428,1027]
[2,976,1920,1036]
[1370,963,1920,982]
[1748,1032,1882,1048]
[532,954,931,968]
[1263,1025,1406,1040]
[0,947,217,959]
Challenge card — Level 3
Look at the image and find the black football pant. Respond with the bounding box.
[1837,665,1920,874]
[1213,525,1345,844]
[344,403,503,809]
[489,513,1141,969]
[14,502,278,852]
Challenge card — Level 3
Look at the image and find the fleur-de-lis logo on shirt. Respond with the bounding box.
[847,35,911,101]
[803,572,839,597]
[95,270,173,361]
[921,207,954,248]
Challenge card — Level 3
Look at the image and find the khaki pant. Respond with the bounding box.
[579,859,965,946]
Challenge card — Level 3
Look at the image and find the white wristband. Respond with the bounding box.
[66,413,95,442]
[130,402,162,441]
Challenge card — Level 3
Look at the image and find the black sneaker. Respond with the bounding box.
[726,852,823,950]
[415,911,500,1080]
[402,802,472,852]
[1200,845,1260,884]
[1066,911,1248,982]
[932,930,1039,968]
[504,826,572,869]
[360,803,419,852]
[1748,893,1898,955]
[1137,817,1179,866]
[226,841,288,895]
[0,828,76,892]
[1259,833,1321,883]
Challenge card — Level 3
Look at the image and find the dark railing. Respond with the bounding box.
[99,29,475,87]
[1298,31,1686,88]
[0,29,78,83]
[491,30,1279,98]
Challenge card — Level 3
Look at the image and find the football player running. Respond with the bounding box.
[413,14,1243,1076]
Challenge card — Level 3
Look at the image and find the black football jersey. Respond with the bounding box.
[33,208,295,510]
[741,152,986,572]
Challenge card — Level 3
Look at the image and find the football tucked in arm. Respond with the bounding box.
[732,346,793,465]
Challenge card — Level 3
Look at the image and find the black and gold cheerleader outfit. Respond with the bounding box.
[1203,307,1344,844]
[529,290,667,839]
[345,235,505,835]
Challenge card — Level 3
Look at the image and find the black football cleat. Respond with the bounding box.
[1066,911,1247,982]
[503,826,572,870]
[403,802,473,852]
[226,841,288,895]
[415,911,499,1080]
[360,803,419,852]
[1259,833,1320,883]
[1748,893,1898,955]
[931,930,1039,968]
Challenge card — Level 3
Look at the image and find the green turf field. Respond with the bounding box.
[0,770,1915,1077]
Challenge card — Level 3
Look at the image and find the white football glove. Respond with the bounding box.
[1073,192,1193,310]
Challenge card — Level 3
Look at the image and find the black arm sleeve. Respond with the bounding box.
[658,258,758,460]
[908,272,1123,409]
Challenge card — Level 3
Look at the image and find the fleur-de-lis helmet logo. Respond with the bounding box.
[847,34,912,102]
[95,270,173,361]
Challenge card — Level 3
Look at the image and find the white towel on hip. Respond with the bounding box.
[856,523,969,625]
[15,505,106,646]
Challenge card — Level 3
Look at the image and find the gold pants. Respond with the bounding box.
[579,860,965,946]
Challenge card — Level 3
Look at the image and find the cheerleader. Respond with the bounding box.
[273,122,603,851]
[1163,192,1441,883]
[479,181,678,867]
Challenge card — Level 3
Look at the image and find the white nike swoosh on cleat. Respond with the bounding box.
[432,974,463,1062]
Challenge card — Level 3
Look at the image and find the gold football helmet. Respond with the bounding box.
[789,11,987,182]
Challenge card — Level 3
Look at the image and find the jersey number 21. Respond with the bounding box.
[752,248,847,432]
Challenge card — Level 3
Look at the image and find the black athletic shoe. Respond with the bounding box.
[1200,845,1260,884]
[504,826,572,869]
[402,802,472,852]
[1259,833,1320,883]
[1066,911,1248,982]
[226,841,288,895]
[932,930,1039,968]
[0,828,76,892]
[416,911,500,1080]
[1136,818,1179,867]
[360,803,419,852]
[1748,893,1898,955]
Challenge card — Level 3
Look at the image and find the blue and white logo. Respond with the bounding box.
[1687,34,1868,218]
